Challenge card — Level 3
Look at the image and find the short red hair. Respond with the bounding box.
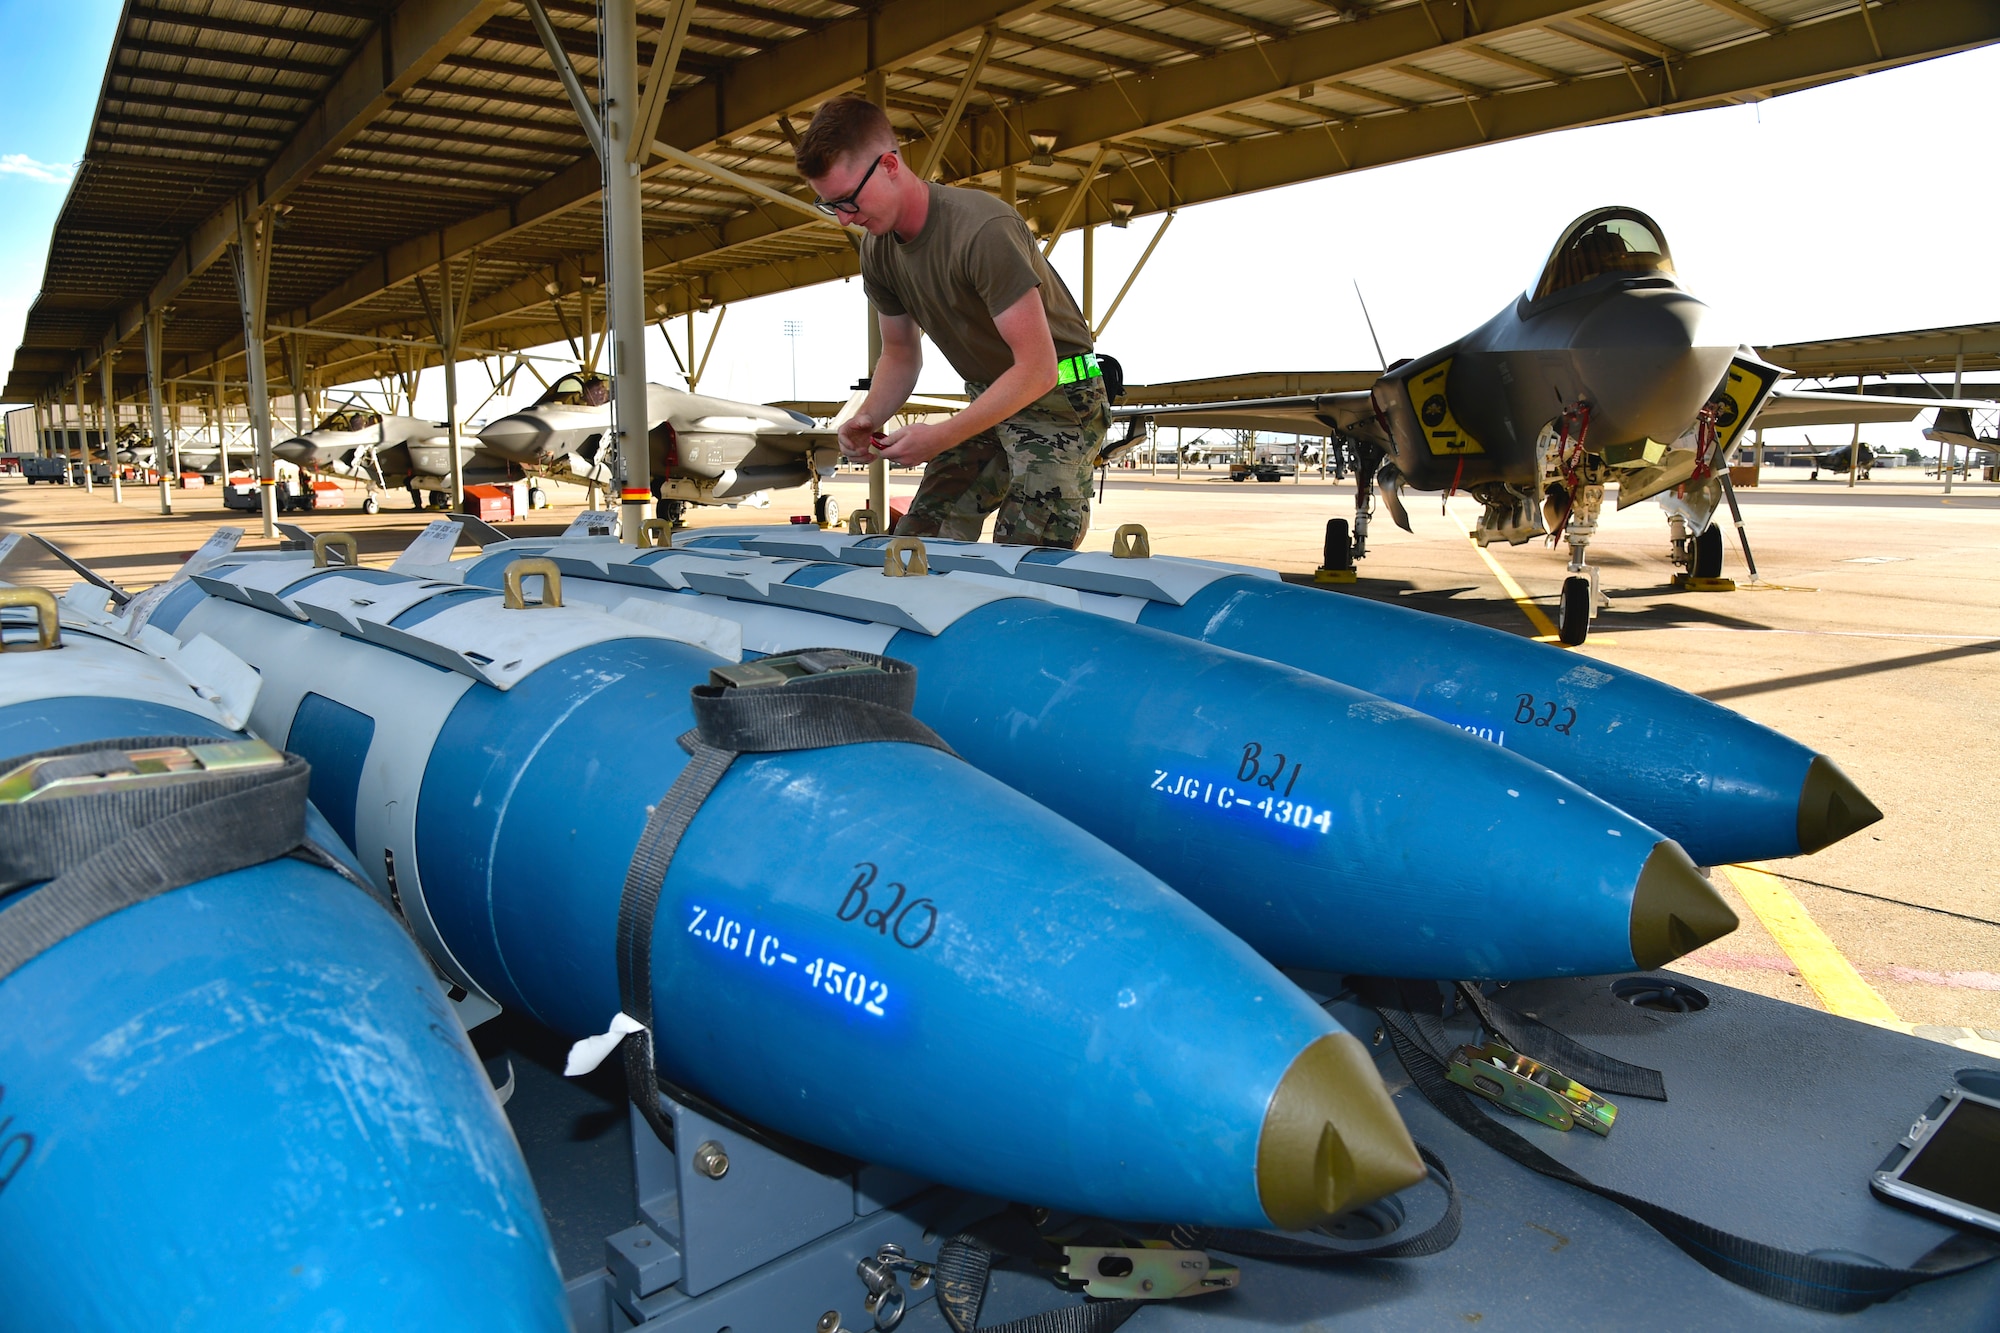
[794,95,897,179]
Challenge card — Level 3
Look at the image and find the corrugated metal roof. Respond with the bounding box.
[8,0,1996,405]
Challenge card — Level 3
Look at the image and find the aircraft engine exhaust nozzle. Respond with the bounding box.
[1258,1033,1425,1229]
[1627,840,1739,969]
[1796,755,1882,855]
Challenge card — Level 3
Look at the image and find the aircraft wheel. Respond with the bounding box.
[815,494,840,527]
[1693,524,1724,580]
[1323,518,1351,569]
[428,490,448,511]
[362,496,379,515]
[527,487,546,509]
[656,497,687,526]
[1559,576,1591,646]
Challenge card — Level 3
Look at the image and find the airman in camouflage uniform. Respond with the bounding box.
[793,96,1106,549]
[897,378,1108,547]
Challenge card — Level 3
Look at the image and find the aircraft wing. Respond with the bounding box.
[1752,387,1997,429]
[1111,392,1378,436]
[824,391,968,433]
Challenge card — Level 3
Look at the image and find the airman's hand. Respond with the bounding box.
[873,421,956,467]
[837,413,881,461]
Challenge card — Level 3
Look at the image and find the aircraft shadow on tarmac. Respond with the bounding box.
[1701,638,2000,703]
[1734,488,2000,509]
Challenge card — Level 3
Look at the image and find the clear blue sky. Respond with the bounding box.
[0,0,121,369]
[5,8,1995,458]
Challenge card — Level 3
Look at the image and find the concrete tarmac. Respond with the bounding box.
[5,463,1994,1050]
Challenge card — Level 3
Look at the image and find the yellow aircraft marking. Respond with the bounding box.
[1718,862,1899,1023]
[1444,504,1562,641]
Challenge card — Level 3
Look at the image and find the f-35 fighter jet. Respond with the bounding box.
[1115,207,1966,645]
[476,371,840,524]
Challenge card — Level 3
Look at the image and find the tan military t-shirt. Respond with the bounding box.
[860,182,1092,386]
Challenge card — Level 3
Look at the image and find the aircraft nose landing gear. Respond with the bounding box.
[1558,481,1608,646]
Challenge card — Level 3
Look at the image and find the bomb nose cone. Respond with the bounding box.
[1256,1033,1425,1230]
[1628,840,1739,969]
[1796,755,1882,854]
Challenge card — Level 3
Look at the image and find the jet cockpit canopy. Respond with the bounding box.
[316,407,382,432]
[1531,207,1674,301]
[535,373,612,408]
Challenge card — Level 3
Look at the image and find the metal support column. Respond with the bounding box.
[168,382,182,490]
[430,260,467,509]
[603,0,650,545]
[102,356,124,503]
[1946,343,1963,494]
[213,369,231,481]
[145,310,172,514]
[74,377,93,494]
[1082,225,1094,329]
[1847,374,1861,489]
[229,208,279,538]
[865,67,889,531]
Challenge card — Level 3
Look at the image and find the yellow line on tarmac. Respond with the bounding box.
[1719,863,1900,1022]
[1443,505,1562,640]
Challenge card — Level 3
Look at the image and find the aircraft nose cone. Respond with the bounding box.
[1796,755,1883,854]
[1628,840,1739,969]
[1256,1032,1425,1229]
[477,416,542,459]
[1572,290,1734,445]
[272,436,311,463]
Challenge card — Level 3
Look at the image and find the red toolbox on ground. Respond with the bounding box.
[463,483,513,523]
[308,480,346,508]
[179,472,206,487]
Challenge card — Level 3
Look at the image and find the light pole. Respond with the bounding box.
[782,320,804,401]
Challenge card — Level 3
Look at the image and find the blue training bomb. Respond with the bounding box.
[442,533,1737,982]
[686,528,1879,869]
[0,584,568,1333]
[139,548,1424,1231]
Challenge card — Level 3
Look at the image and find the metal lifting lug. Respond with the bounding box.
[0,586,62,652]
[881,536,928,577]
[1110,523,1151,559]
[502,558,563,609]
[312,532,359,569]
[855,1242,931,1331]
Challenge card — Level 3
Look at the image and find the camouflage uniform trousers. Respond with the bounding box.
[895,377,1109,548]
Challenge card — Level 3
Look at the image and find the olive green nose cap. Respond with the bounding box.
[1629,839,1739,969]
[1256,1032,1425,1231]
[1796,755,1882,854]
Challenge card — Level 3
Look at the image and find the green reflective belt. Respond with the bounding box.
[1056,352,1102,386]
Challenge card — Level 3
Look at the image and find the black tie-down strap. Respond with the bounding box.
[933,1146,1459,1333]
[0,735,369,984]
[1352,977,2000,1313]
[1453,981,1666,1101]
[614,651,954,1162]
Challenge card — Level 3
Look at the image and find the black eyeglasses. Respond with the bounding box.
[813,152,891,216]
